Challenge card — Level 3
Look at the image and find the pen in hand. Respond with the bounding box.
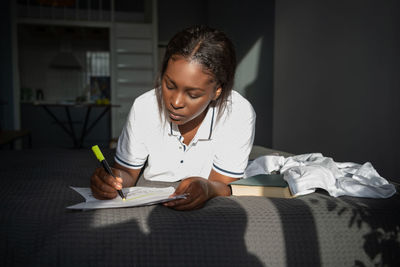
[91,145,126,200]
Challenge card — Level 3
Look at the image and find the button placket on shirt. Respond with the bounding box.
[178,136,186,165]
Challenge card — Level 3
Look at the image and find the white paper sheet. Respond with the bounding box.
[67,186,187,210]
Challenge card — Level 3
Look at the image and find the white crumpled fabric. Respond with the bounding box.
[244,153,396,198]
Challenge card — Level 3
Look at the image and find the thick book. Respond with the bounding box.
[230,174,294,198]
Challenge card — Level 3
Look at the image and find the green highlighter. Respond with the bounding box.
[92,145,126,200]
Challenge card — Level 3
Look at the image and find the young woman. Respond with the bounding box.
[90,25,256,210]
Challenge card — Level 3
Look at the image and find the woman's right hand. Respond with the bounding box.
[90,167,123,200]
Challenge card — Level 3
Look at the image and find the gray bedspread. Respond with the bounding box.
[0,148,399,266]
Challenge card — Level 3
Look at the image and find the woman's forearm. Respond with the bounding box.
[207,180,232,198]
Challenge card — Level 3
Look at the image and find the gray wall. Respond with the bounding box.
[207,1,275,148]
[158,0,208,43]
[158,0,275,148]
[273,0,400,181]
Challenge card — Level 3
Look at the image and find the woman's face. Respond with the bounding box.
[162,56,221,127]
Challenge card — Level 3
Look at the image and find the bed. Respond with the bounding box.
[0,147,399,266]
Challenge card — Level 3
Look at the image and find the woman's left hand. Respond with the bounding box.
[163,177,213,210]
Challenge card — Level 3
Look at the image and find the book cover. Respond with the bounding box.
[230,174,294,198]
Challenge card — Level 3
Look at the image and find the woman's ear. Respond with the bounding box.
[213,87,222,101]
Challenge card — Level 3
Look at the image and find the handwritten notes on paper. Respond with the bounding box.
[67,186,186,210]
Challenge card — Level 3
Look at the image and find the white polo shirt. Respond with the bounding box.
[115,89,256,182]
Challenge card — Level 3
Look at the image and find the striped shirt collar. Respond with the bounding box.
[169,105,216,141]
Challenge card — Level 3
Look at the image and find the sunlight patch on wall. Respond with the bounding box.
[234,37,263,96]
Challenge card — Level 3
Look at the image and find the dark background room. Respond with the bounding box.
[1,0,399,183]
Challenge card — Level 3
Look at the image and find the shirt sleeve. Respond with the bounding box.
[115,98,149,169]
[212,100,256,178]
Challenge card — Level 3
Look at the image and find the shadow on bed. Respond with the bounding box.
[250,144,400,266]
[269,197,321,266]
[7,199,262,266]
[0,147,261,266]
[320,194,400,266]
[1,147,399,266]
[269,191,400,267]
